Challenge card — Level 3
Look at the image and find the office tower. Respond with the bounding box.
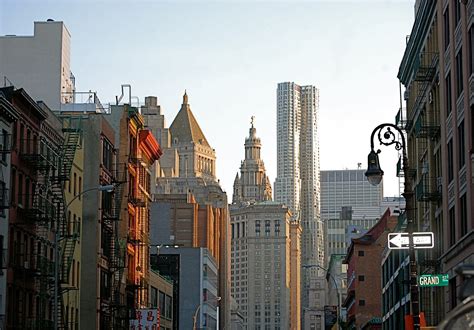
[230,121,301,329]
[149,92,231,329]
[275,82,324,327]
[320,169,385,257]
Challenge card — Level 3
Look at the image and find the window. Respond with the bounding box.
[73,172,77,196]
[1,129,7,162]
[232,224,235,239]
[454,0,461,27]
[359,299,366,306]
[265,220,270,237]
[102,138,114,172]
[255,220,260,236]
[450,277,457,310]
[275,220,280,236]
[446,72,452,115]
[458,120,465,168]
[78,177,82,200]
[10,169,15,205]
[469,24,474,74]
[456,48,463,97]
[460,194,467,237]
[18,174,23,206]
[448,140,454,182]
[443,5,449,48]
[449,206,456,246]
[358,275,365,281]
[358,250,365,257]
[159,291,165,316]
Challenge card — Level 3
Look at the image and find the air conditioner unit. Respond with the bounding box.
[404,90,409,100]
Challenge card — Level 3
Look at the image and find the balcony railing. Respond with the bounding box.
[414,116,440,139]
[415,177,442,202]
[19,138,59,171]
[17,194,56,223]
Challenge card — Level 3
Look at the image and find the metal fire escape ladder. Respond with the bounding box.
[108,163,128,328]
[57,117,82,286]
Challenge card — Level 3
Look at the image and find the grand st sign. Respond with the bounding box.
[418,274,449,287]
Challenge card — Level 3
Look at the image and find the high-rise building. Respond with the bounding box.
[232,118,272,204]
[275,82,324,327]
[0,20,75,110]
[230,121,301,329]
[320,169,385,257]
[147,92,231,329]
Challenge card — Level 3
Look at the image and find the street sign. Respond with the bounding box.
[388,232,434,250]
[418,274,449,287]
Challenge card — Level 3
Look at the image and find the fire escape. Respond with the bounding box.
[397,51,441,204]
[17,115,82,329]
[102,162,127,329]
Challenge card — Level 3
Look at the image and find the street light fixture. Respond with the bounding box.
[54,184,116,330]
[192,296,221,330]
[365,123,419,329]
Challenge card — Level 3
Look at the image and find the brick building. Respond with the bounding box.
[343,209,397,329]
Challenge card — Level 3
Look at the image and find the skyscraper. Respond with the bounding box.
[275,82,324,327]
[230,120,301,329]
[320,169,385,257]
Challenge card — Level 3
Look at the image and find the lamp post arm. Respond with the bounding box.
[66,185,114,209]
[369,123,407,156]
[192,304,202,330]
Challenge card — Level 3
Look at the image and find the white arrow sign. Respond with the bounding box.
[388,232,434,250]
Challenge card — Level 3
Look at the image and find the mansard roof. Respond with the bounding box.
[169,91,210,148]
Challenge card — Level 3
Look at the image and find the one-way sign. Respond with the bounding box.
[388,232,434,250]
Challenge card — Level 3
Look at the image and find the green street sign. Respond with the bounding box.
[418,274,449,287]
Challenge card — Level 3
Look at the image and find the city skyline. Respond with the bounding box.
[0,0,415,198]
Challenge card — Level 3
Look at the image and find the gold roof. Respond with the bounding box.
[169,91,211,148]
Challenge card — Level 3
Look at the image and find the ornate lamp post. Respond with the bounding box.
[365,124,419,329]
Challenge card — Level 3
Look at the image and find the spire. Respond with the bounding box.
[183,90,188,105]
[249,116,257,139]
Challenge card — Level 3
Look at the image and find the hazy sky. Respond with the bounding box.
[1,0,415,198]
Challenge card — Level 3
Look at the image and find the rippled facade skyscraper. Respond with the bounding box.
[275,82,325,328]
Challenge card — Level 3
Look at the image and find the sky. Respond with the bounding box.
[0,0,415,198]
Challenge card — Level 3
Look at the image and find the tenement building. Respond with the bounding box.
[397,0,474,326]
[230,121,301,329]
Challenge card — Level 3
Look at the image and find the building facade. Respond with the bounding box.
[398,0,474,325]
[343,210,397,329]
[0,20,74,110]
[151,247,219,330]
[320,169,387,257]
[147,92,231,329]
[230,121,301,329]
[274,82,324,327]
[0,90,19,329]
[232,118,272,204]
[109,103,161,327]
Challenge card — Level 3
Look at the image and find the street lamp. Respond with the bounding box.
[365,123,419,329]
[192,296,221,330]
[303,264,342,330]
[53,184,115,330]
